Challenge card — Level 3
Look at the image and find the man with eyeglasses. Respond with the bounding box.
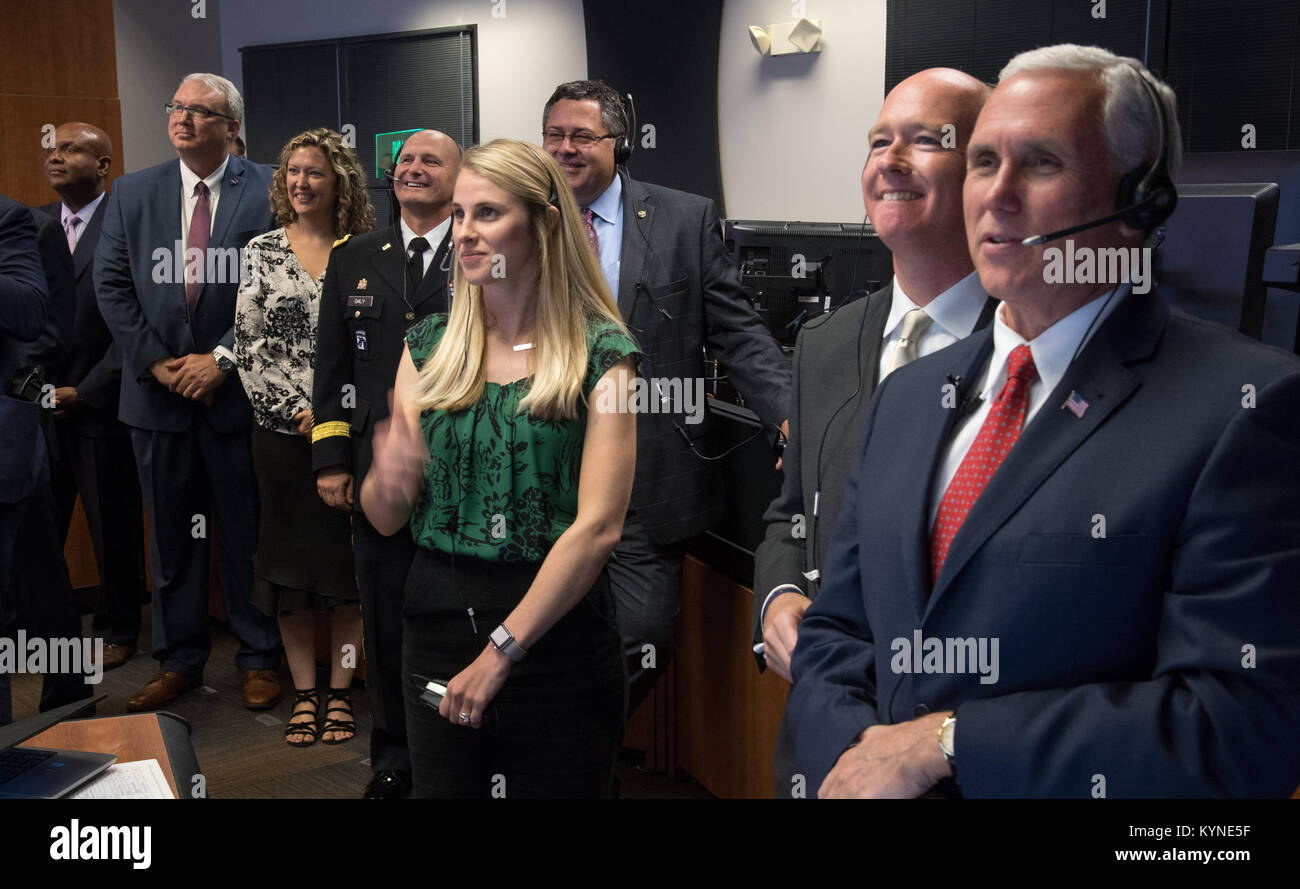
[541,80,791,718]
[96,73,281,713]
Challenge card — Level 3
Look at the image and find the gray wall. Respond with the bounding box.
[218,0,587,145]
[114,0,226,172]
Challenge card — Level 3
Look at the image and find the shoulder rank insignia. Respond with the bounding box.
[332,234,352,248]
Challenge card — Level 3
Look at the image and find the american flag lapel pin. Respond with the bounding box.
[1063,390,1090,418]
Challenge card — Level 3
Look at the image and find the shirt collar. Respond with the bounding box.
[983,283,1130,401]
[62,191,106,227]
[585,174,622,224]
[179,155,230,198]
[885,270,988,340]
[400,215,452,253]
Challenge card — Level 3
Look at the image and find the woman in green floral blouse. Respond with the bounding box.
[360,139,638,797]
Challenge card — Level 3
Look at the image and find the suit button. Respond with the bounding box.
[913,703,930,717]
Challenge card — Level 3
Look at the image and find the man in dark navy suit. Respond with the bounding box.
[40,122,146,673]
[2,198,90,715]
[788,46,1300,798]
[96,74,281,712]
[0,195,49,725]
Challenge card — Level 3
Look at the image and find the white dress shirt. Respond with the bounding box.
[928,284,1130,526]
[879,271,990,384]
[179,155,230,247]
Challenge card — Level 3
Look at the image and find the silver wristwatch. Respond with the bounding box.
[490,623,527,662]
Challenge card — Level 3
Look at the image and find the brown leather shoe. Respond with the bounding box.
[99,643,136,672]
[128,671,199,712]
[242,669,283,710]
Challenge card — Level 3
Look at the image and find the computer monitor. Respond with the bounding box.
[724,220,894,345]
[1155,183,1280,339]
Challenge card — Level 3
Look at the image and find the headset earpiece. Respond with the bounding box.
[1115,71,1178,233]
[613,93,635,165]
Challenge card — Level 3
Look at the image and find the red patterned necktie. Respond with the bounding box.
[186,181,211,316]
[930,344,1038,585]
[581,207,600,257]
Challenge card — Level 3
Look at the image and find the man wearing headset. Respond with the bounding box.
[312,128,461,798]
[753,68,995,797]
[787,45,1300,798]
[542,80,790,715]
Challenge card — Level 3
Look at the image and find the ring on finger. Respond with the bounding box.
[459,711,470,724]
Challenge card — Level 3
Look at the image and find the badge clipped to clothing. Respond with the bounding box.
[347,295,373,308]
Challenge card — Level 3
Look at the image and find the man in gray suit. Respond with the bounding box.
[752,68,995,796]
[543,80,791,714]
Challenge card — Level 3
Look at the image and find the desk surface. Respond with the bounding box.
[20,713,180,799]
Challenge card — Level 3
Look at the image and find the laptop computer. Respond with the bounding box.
[0,696,114,799]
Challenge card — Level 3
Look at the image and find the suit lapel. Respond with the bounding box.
[72,199,106,281]
[208,155,245,250]
[901,335,995,617]
[923,293,1167,617]
[617,173,653,317]
[160,162,185,307]
[370,224,407,299]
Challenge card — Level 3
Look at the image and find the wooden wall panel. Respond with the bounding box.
[673,556,787,799]
[0,0,118,98]
[0,0,122,205]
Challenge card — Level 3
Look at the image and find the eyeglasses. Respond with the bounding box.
[165,103,236,122]
[541,129,619,149]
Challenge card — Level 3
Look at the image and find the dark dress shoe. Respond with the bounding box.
[128,671,199,712]
[242,669,283,709]
[99,643,136,671]
[364,770,412,799]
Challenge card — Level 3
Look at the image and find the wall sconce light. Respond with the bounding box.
[749,18,824,56]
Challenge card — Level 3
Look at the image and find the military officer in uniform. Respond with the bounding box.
[311,129,461,798]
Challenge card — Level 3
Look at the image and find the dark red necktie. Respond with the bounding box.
[186,181,211,316]
[930,344,1038,585]
[581,207,600,257]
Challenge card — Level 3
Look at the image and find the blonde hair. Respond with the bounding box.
[269,128,375,237]
[414,138,628,420]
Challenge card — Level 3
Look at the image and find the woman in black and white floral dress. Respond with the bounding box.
[235,128,374,747]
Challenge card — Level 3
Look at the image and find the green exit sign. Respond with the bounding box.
[374,129,423,179]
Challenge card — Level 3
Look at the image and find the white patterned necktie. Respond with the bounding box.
[884,308,933,377]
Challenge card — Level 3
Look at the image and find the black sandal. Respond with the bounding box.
[321,687,356,745]
[285,687,319,748]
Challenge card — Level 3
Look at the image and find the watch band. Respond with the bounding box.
[490,624,527,662]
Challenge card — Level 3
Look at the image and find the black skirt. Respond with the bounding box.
[401,545,625,798]
[250,427,358,615]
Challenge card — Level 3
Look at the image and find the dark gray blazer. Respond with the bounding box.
[614,171,791,544]
[752,283,997,657]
